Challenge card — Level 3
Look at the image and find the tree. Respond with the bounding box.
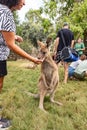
[21,9,54,47]
[42,0,85,38]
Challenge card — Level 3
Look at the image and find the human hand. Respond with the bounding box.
[33,58,44,64]
[15,35,23,42]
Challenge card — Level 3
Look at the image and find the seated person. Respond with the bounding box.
[68,54,86,79]
[74,59,87,80]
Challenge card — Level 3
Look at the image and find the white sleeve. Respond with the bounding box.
[0,9,16,32]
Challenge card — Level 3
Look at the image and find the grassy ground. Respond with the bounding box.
[0,60,87,130]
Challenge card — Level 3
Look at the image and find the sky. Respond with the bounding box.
[18,0,43,22]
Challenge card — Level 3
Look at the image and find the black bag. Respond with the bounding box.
[60,46,79,62]
[54,52,61,63]
[55,31,79,63]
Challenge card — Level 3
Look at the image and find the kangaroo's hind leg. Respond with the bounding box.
[38,80,47,112]
[50,81,63,106]
[50,90,63,106]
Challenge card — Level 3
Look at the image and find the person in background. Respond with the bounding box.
[53,22,74,83]
[68,54,86,79]
[74,57,87,80]
[0,0,43,92]
[74,38,85,56]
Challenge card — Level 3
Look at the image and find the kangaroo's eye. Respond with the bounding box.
[41,50,46,54]
[42,52,46,54]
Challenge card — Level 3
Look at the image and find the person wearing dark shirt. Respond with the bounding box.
[53,23,74,83]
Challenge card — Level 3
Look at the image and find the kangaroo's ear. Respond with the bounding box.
[46,37,52,48]
[37,40,45,48]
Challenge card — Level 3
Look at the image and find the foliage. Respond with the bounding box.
[0,60,87,130]
[43,0,58,20]
[25,9,43,23]
[13,11,22,35]
[13,12,20,25]
[21,9,54,47]
[19,41,33,54]
[42,0,85,38]
[69,1,87,34]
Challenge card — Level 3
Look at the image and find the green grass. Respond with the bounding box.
[0,60,87,130]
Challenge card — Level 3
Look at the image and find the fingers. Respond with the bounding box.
[15,35,23,42]
[34,58,44,64]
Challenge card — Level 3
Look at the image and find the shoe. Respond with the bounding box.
[0,117,11,129]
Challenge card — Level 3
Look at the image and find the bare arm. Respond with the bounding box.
[53,38,59,54]
[79,47,85,51]
[71,40,74,48]
[2,31,43,64]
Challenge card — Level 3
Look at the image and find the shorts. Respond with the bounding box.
[68,66,75,77]
[0,60,7,77]
[74,71,85,80]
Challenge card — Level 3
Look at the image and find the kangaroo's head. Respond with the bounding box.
[37,40,50,60]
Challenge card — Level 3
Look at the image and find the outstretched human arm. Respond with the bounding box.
[2,31,43,64]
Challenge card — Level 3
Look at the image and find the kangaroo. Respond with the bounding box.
[25,40,62,112]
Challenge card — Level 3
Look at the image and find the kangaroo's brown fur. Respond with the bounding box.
[25,40,62,112]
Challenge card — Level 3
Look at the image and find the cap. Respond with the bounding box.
[63,22,69,27]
